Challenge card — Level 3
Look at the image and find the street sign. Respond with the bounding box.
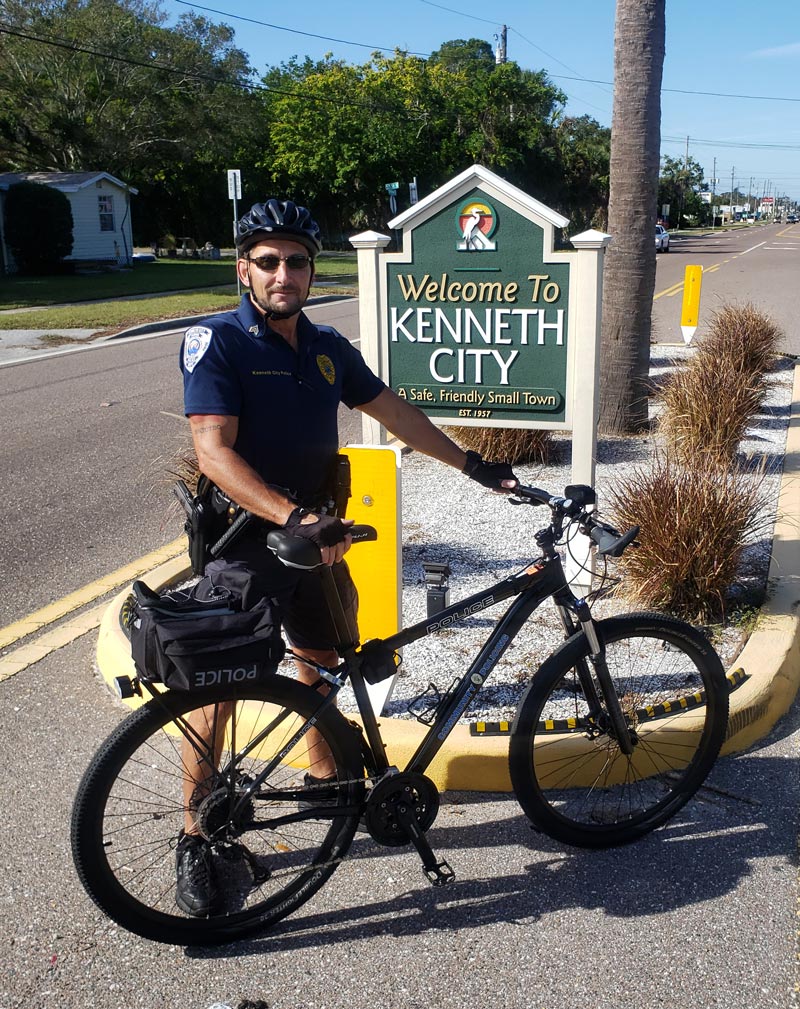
[227,169,242,200]
[680,265,703,344]
[385,182,399,194]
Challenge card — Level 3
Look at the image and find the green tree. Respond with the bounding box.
[0,0,259,244]
[658,155,706,228]
[258,46,568,237]
[5,180,74,273]
[553,115,611,231]
[429,37,496,72]
[599,0,666,434]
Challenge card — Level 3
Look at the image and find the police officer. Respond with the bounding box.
[176,198,517,916]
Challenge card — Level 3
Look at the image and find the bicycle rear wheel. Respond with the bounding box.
[71,676,365,944]
[509,613,728,848]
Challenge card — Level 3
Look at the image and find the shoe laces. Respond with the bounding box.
[179,836,213,885]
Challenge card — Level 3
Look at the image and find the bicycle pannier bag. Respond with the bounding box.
[127,576,285,691]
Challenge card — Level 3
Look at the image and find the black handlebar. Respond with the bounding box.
[511,483,638,559]
[589,522,640,557]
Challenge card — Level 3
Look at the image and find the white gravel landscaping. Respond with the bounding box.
[344,347,794,724]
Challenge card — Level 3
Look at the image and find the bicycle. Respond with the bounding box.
[71,483,729,945]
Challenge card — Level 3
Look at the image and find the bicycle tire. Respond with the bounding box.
[509,613,728,848]
[71,676,365,944]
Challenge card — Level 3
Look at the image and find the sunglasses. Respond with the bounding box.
[246,253,312,272]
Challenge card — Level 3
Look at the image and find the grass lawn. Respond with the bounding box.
[0,253,357,309]
[0,285,357,332]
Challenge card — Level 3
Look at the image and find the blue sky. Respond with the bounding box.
[164,0,800,202]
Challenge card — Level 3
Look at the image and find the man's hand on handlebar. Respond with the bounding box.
[462,450,519,492]
[283,507,354,566]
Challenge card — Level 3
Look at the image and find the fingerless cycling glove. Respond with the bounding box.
[283,507,349,547]
[462,450,517,490]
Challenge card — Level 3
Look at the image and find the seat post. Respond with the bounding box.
[317,565,359,652]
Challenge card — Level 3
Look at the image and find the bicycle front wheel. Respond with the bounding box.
[509,613,729,848]
[71,677,365,944]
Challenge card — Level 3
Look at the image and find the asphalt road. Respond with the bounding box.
[0,249,798,1007]
[2,632,797,1009]
[651,221,800,353]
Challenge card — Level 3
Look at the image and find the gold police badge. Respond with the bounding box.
[316,354,336,385]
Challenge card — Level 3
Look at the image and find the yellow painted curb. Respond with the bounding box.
[720,362,800,754]
[96,365,800,790]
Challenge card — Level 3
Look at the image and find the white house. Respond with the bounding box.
[0,171,138,273]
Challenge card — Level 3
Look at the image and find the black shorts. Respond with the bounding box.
[204,535,358,652]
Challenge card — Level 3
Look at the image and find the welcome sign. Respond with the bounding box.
[351,165,610,590]
[383,167,574,429]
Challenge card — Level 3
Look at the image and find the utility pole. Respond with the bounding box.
[730,165,735,222]
[495,25,507,63]
[711,156,717,230]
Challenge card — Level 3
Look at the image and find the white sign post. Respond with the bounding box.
[227,169,242,294]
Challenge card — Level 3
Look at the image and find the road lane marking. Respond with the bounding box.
[654,280,685,300]
[0,536,185,650]
[738,242,767,256]
[0,603,108,682]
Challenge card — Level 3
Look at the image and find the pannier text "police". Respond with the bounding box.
[193,665,259,688]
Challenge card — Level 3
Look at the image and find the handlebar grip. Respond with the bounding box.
[590,524,639,557]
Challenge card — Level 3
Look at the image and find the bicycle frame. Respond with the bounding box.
[344,552,586,777]
[212,550,593,810]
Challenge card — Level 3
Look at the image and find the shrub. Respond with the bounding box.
[444,426,555,465]
[658,302,781,465]
[4,181,74,274]
[608,454,767,621]
[701,302,781,380]
[658,353,766,464]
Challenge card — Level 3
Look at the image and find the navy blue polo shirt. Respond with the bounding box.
[181,295,384,503]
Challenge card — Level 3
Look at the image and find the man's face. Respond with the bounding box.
[237,237,314,320]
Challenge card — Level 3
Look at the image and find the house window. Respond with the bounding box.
[98,195,115,232]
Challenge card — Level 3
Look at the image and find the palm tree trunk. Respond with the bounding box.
[599,0,665,434]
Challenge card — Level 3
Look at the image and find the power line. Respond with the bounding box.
[416,0,502,27]
[175,0,429,56]
[553,73,800,104]
[0,22,426,117]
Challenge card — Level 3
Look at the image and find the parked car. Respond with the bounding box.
[655,225,670,253]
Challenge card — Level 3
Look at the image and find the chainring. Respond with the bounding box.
[363,771,440,846]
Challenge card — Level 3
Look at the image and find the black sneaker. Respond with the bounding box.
[175,831,219,917]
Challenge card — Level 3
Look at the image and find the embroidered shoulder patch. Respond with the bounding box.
[183,326,213,373]
[316,354,336,386]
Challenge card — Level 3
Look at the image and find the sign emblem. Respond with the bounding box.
[316,354,336,385]
[183,326,213,373]
[456,199,497,251]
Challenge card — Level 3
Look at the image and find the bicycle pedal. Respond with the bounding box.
[423,860,456,886]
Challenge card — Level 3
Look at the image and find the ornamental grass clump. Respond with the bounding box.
[701,302,782,379]
[446,426,555,465]
[658,302,780,465]
[658,353,766,464]
[608,454,767,621]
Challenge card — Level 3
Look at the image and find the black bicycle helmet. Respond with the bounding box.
[236,198,322,257]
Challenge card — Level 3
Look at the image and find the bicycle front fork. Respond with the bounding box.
[574,600,637,756]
